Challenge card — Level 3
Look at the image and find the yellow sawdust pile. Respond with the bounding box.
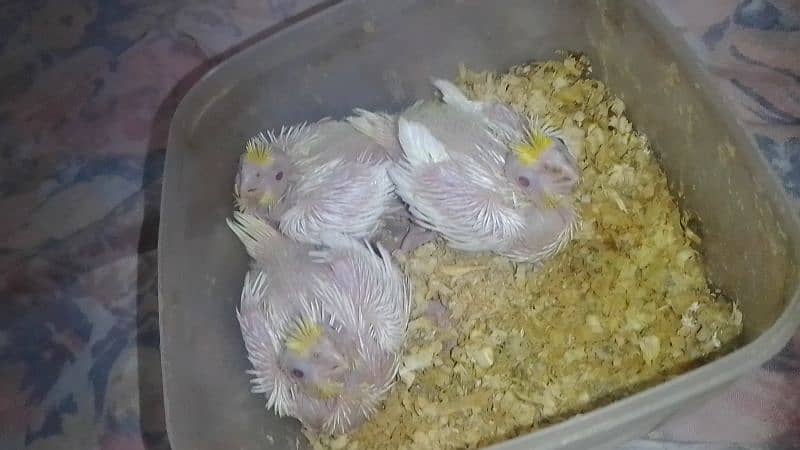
[308,54,742,450]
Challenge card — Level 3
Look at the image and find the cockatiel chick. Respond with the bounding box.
[227,212,410,435]
[234,118,399,247]
[380,79,582,263]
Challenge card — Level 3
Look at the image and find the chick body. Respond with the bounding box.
[388,80,581,263]
[235,118,397,247]
[228,212,410,434]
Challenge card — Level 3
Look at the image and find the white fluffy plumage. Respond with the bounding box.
[227,212,410,435]
[389,79,581,263]
[235,118,398,247]
[346,109,441,254]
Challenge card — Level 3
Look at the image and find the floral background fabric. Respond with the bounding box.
[0,0,797,449]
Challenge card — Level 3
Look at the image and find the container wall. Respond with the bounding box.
[583,0,799,340]
[159,1,800,449]
[162,3,596,448]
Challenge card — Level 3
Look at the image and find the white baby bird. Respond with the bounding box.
[227,212,409,435]
[386,79,582,263]
[234,118,398,246]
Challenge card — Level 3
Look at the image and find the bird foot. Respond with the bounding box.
[396,226,438,255]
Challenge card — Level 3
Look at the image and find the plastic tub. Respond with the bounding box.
[158,1,800,449]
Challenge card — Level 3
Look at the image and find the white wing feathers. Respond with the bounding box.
[279,159,395,244]
[226,211,279,260]
[432,78,480,113]
[392,118,524,250]
[397,117,449,166]
[347,108,399,154]
[310,234,410,353]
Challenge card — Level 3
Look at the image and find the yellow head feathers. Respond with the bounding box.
[285,320,324,356]
[244,135,273,167]
[512,127,554,167]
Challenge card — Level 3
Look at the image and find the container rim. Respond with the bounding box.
[158,1,800,449]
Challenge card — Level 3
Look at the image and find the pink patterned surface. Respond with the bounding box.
[0,1,797,449]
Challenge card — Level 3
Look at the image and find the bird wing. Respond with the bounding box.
[310,235,410,354]
[226,210,312,272]
[432,78,480,113]
[306,274,401,435]
[279,159,395,244]
[237,270,295,415]
[393,118,525,251]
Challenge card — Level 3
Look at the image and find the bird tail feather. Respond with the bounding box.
[347,108,398,151]
[226,211,279,259]
[432,78,478,112]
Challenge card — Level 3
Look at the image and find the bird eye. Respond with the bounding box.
[518,176,530,187]
[291,368,304,379]
[255,172,261,178]
[275,171,284,181]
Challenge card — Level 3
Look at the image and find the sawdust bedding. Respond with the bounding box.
[308,54,743,450]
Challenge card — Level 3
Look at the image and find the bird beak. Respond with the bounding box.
[329,349,349,375]
[258,192,277,206]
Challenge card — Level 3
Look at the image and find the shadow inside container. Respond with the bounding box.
[135,3,343,448]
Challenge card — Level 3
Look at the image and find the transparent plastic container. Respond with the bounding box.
[158,1,800,448]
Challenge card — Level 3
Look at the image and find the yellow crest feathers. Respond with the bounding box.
[244,135,273,166]
[285,320,323,356]
[512,127,553,166]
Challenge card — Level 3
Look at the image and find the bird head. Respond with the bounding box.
[279,318,350,401]
[235,134,291,212]
[503,121,579,200]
